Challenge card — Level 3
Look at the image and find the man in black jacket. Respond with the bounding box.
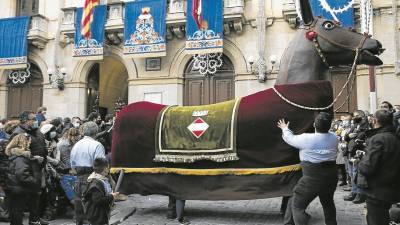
[11,111,48,225]
[358,110,400,225]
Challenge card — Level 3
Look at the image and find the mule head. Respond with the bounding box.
[299,0,383,67]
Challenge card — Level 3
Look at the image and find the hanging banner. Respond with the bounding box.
[185,0,223,54]
[73,5,107,60]
[0,16,30,69]
[123,0,167,58]
[310,0,354,27]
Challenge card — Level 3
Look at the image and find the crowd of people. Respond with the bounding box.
[1,102,400,225]
[0,107,122,225]
[331,102,400,224]
[279,101,400,225]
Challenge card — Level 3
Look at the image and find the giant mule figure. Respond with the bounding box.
[111,0,382,202]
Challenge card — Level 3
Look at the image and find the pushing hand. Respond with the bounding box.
[277,119,290,130]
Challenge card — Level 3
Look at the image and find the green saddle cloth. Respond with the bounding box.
[154,99,241,163]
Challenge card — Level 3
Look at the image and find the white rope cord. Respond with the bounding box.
[272,49,359,111]
[333,66,357,112]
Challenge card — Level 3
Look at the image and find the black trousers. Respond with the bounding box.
[9,192,26,225]
[292,162,338,225]
[9,191,40,225]
[366,197,391,225]
[28,192,41,222]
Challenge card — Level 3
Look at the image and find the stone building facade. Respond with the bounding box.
[0,0,398,119]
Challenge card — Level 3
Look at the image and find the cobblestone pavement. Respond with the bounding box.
[0,187,367,225]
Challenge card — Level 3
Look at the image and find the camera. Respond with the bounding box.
[355,150,366,159]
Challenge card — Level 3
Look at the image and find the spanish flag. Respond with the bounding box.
[192,0,202,30]
[81,0,99,39]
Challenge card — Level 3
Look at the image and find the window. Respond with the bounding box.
[16,0,39,16]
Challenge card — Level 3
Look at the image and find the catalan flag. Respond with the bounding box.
[81,0,99,39]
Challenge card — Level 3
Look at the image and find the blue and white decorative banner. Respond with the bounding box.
[310,0,354,27]
[74,5,107,60]
[0,16,30,69]
[123,0,167,58]
[186,0,224,54]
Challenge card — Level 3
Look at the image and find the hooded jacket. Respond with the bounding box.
[84,173,114,225]
[358,125,400,203]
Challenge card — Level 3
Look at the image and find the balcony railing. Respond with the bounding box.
[282,0,298,28]
[28,14,50,49]
[60,0,245,45]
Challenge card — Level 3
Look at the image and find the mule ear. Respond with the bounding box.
[298,0,314,25]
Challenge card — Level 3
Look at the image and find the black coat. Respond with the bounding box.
[11,126,46,192]
[345,121,368,157]
[358,125,400,203]
[84,179,114,225]
[6,155,40,193]
[0,140,9,186]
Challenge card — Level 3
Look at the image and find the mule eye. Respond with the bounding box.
[323,22,335,30]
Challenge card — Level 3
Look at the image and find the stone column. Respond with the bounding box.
[0,85,8,119]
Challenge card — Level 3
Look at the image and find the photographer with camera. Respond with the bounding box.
[343,110,369,204]
[358,110,400,225]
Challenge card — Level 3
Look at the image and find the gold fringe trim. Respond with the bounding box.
[110,164,301,176]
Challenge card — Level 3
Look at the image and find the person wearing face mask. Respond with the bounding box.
[39,124,62,220]
[50,118,64,139]
[72,117,82,129]
[358,110,400,225]
[10,111,48,225]
[343,110,369,204]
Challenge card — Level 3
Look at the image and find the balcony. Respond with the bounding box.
[60,0,246,46]
[28,14,50,49]
[282,0,298,28]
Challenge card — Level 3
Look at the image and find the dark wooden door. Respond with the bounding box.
[7,63,43,118]
[184,55,235,106]
[86,63,100,116]
[329,67,357,116]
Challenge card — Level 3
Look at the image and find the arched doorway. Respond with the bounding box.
[86,56,128,117]
[184,54,235,106]
[7,62,43,118]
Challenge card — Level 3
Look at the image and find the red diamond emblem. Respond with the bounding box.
[187,117,209,138]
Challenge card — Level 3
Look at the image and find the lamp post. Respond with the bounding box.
[47,66,67,90]
[248,55,277,82]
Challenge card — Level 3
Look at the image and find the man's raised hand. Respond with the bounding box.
[277,119,290,130]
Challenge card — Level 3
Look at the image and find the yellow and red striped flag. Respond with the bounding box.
[81,0,99,39]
